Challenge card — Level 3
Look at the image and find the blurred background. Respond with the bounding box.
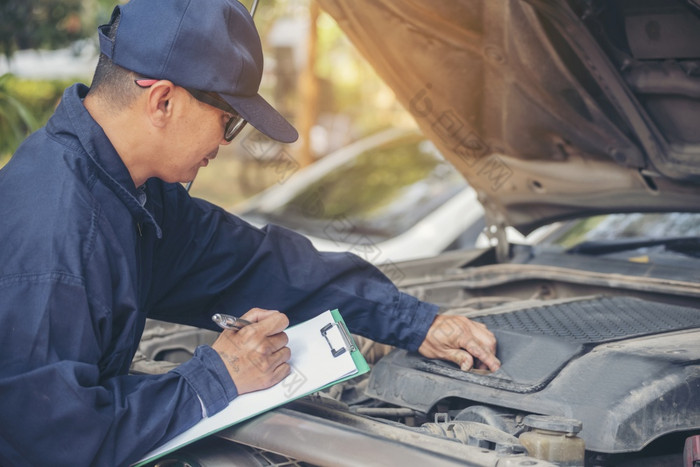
[0,0,418,208]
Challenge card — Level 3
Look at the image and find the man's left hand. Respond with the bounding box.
[418,315,501,372]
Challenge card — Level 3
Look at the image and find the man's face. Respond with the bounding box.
[158,88,234,184]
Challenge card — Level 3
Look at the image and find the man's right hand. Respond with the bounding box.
[211,308,291,395]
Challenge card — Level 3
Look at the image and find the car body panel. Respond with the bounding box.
[233,128,486,263]
[316,0,700,234]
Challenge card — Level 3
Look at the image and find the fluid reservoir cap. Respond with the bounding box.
[523,415,583,435]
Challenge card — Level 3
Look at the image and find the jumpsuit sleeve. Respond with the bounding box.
[0,251,235,466]
[147,184,439,352]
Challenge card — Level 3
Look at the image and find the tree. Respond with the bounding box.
[0,0,89,59]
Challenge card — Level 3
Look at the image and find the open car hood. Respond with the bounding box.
[316,0,700,234]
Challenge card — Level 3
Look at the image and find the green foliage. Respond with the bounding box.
[0,0,84,58]
[0,0,117,58]
[0,74,36,162]
[0,74,73,163]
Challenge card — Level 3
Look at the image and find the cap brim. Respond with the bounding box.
[223,94,298,144]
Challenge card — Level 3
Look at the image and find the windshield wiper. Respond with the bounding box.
[568,236,700,258]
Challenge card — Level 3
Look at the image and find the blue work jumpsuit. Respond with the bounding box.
[0,84,438,466]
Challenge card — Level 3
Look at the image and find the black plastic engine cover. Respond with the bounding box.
[366,296,700,454]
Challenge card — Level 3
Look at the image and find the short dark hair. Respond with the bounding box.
[87,11,140,110]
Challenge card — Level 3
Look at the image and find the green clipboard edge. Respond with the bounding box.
[326,308,370,385]
[134,309,369,466]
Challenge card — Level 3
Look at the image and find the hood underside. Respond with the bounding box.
[317,0,700,234]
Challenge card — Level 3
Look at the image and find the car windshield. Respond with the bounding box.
[241,135,467,242]
[544,212,700,257]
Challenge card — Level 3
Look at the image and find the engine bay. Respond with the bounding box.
[336,248,700,466]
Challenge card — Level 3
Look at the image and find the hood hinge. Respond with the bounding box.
[485,222,511,263]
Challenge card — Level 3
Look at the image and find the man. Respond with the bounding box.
[0,0,499,465]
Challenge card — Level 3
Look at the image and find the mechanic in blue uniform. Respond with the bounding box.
[0,0,500,465]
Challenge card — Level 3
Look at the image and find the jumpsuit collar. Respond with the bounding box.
[49,84,163,238]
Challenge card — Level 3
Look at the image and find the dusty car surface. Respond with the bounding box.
[137,0,700,465]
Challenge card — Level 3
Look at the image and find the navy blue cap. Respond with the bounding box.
[98,0,298,143]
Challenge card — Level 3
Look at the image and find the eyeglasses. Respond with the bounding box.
[134,79,247,142]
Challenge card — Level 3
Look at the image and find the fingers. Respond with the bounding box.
[418,315,501,372]
[446,348,474,372]
[212,308,292,394]
[460,334,500,371]
[244,344,291,388]
[464,320,497,353]
[241,308,289,329]
[453,320,499,371]
[237,310,289,338]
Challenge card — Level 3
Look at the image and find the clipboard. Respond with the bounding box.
[134,309,369,466]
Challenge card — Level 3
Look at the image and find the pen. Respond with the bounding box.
[211,313,252,331]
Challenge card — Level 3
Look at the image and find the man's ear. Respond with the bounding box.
[144,80,176,128]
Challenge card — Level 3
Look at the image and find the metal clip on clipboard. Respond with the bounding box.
[320,321,356,358]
